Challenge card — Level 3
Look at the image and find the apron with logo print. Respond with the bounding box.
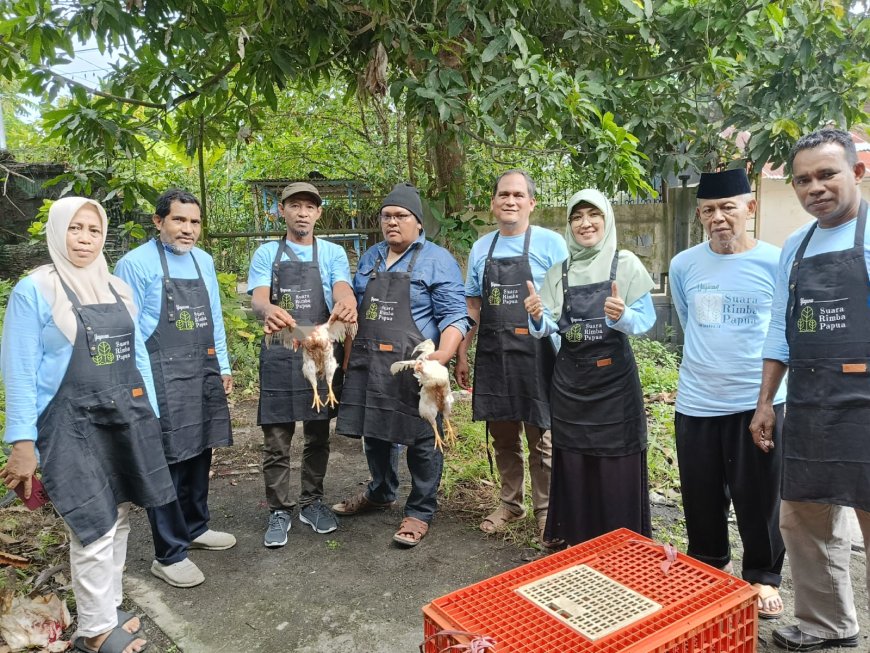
[550,254,646,455]
[258,237,341,424]
[336,246,431,445]
[146,241,231,463]
[472,228,554,429]
[37,280,175,546]
[784,200,870,511]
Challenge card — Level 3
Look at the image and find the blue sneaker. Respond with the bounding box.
[264,510,291,548]
[299,500,339,534]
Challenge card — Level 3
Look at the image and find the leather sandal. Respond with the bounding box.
[331,490,395,516]
[752,583,784,620]
[393,516,429,547]
[73,626,148,653]
[479,506,525,534]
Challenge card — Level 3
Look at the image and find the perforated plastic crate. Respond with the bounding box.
[422,529,757,652]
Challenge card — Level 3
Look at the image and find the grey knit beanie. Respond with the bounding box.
[380,183,423,223]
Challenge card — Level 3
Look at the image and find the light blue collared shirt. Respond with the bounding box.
[114,240,231,375]
[354,232,473,344]
[2,276,159,443]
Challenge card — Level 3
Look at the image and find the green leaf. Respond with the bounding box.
[510,28,528,59]
[481,34,508,63]
[618,0,644,20]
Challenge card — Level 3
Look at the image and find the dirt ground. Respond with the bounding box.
[3,397,869,652]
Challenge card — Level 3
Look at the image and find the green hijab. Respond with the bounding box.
[540,188,655,321]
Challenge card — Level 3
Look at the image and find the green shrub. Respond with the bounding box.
[217,272,262,395]
[631,336,680,395]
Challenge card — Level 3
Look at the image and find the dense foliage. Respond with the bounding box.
[0,0,867,222]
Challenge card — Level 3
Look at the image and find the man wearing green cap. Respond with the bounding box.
[247,181,357,548]
[669,168,785,618]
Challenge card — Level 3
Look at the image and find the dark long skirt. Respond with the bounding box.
[544,447,651,546]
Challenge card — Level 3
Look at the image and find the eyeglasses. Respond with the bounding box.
[569,213,605,226]
[379,213,415,223]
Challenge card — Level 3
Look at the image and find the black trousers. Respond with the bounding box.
[147,448,213,565]
[675,407,785,586]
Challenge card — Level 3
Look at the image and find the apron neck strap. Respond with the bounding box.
[155,239,203,280]
[609,251,619,280]
[486,227,532,260]
[376,241,423,275]
[791,199,869,280]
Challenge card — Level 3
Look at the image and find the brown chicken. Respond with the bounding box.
[268,318,357,412]
[390,340,456,451]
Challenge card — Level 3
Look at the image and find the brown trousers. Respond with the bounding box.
[488,420,551,519]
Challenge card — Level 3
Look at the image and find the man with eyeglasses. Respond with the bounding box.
[334,182,472,548]
[247,182,357,548]
[669,168,786,620]
[456,169,568,545]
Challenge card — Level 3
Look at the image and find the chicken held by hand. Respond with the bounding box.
[267,317,357,412]
[390,339,457,452]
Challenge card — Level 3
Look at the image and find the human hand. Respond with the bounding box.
[524,280,544,321]
[749,404,776,453]
[0,441,38,499]
[262,304,295,334]
[331,296,357,323]
[604,282,625,322]
[222,375,233,395]
[454,356,471,390]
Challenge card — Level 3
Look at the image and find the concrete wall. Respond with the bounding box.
[757,178,870,247]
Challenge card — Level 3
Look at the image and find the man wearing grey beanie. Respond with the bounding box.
[334,183,472,547]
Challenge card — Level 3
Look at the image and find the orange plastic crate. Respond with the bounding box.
[422,529,757,652]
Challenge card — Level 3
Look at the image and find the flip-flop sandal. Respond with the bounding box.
[393,516,429,547]
[752,583,784,620]
[117,608,141,634]
[73,625,148,653]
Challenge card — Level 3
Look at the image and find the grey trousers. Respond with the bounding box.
[780,500,870,639]
[262,420,330,511]
[488,420,552,519]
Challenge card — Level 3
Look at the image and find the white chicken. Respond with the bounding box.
[390,340,457,452]
[268,318,357,412]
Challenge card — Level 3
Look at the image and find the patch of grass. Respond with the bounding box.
[631,336,680,396]
[326,539,341,551]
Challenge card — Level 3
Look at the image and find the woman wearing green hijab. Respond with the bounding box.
[525,188,656,545]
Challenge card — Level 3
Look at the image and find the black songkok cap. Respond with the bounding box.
[696,168,751,199]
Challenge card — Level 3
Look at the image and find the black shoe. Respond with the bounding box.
[772,625,858,651]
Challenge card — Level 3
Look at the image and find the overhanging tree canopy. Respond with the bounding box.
[0,0,867,213]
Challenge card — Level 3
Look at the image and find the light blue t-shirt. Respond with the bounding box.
[246,238,352,311]
[114,240,231,375]
[763,216,870,364]
[671,240,786,416]
[466,226,568,350]
[1,276,160,444]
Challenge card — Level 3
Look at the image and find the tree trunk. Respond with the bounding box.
[197,114,209,245]
[429,120,465,216]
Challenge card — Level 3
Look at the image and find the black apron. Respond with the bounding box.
[783,200,870,511]
[36,281,175,547]
[336,245,431,445]
[472,228,554,429]
[146,241,232,463]
[550,254,646,455]
[257,238,342,425]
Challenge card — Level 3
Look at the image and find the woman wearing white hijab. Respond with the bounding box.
[0,197,175,653]
[525,189,656,546]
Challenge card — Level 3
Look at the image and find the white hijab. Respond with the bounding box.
[30,197,137,344]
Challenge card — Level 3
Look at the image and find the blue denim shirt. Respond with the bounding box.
[353,232,473,345]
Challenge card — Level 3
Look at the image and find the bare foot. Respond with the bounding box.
[82,631,148,653]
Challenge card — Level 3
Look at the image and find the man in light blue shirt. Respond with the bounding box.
[751,129,870,652]
[670,169,785,619]
[456,170,568,541]
[248,182,357,548]
[115,189,235,589]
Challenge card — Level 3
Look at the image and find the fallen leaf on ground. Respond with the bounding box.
[0,551,29,568]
